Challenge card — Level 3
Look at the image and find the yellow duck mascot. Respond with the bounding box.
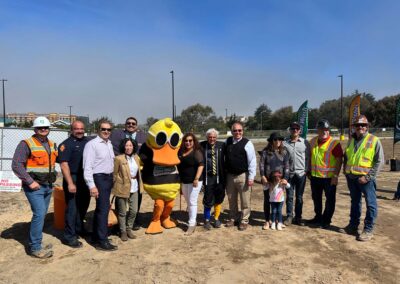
[138,118,182,234]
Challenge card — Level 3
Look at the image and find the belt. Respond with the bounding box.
[93,173,113,177]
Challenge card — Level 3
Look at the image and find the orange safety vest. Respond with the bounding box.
[310,136,340,178]
[24,136,58,180]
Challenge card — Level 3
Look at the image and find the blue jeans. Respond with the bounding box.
[286,174,306,219]
[23,184,53,252]
[271,202,283,223]
[310,177,336,225]
[346,175,378,232]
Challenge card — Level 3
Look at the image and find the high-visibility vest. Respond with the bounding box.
[345,133,378,175]
[310,136,340,178]
[24,136,58,175]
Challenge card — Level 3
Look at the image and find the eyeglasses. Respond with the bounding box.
[101,128,112,132]
[37,127,49,130]
[126,122,137,126]
[184,139,193,143]
[232,129,243,133]
[355,124,367,128]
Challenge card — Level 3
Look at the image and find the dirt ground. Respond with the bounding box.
[0,138,399,284]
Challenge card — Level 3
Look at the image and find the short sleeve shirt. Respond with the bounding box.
[58,136,89,174]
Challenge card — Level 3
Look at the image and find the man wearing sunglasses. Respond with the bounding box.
[283,122,310,227]
[110,117,146,155]
[110,116,146,230]
[83,120,117,251]
[12,116,57,258]
[225,122,256,231]
[341,115,384,241]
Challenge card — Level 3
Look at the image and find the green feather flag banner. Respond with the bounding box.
[394,98,400,144]
[297,100,308,139]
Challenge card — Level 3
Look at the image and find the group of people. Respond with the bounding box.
[12,114,385,259]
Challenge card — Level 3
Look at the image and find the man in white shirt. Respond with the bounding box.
[225,122,257,231]
[83,120,117,251]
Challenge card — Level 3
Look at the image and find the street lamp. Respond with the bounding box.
[170,70,175,120]
[338,75,344,140]
[68,105,73,125]
[260,110,267,131]
[1,79,7,127]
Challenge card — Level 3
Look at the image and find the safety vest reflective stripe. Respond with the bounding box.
[345,133,377,175]
[25,137,57,172]
[310,136,339,178]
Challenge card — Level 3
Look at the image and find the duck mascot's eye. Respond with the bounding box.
[155,132,167,146]
[169,132,180,148]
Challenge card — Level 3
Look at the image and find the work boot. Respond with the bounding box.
[284,216,293,226]
[339,224,358,235]
[120,231,128,242]
[357,230,373,242]
[225,220,236,228]
[204,220,212,230]
[30,249,53,259]
[214,219,222,228]
[127,230,136,239]
[238,222,248,231]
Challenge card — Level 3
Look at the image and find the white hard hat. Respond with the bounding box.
[33,116,51,127]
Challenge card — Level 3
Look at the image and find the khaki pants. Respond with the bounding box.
[226,172,251,224]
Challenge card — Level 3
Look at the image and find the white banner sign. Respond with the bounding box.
[0,171,22,192]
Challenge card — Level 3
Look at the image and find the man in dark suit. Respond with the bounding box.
[200,128,226,229]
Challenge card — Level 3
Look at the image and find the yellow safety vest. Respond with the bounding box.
[345,133,377,175]
[310,136,340,178]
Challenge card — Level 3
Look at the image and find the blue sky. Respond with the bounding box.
[0,0,399,124]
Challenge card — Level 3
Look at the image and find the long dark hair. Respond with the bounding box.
[119,138,138,156]
[264,140,285,155]
[180,133,202,152]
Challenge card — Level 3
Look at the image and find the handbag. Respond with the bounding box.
[108,196,118,227]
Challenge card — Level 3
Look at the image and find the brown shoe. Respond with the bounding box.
[225,220,236,227]
[126,230,136,239]
[30,249,53,259]
[238,223,248,231]
[120,231,128,242]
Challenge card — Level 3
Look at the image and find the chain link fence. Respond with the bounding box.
[0,127,70,172]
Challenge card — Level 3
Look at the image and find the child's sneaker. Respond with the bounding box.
[271,222,276,230]
[277,223,283,231]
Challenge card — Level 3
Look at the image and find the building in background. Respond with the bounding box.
[6,112,89,127]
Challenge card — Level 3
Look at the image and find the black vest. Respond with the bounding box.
[225,137,249,175]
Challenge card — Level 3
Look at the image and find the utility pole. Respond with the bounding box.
[170,70,175,120]
[68,105,73,126]
[1,79,7,127]
[338,75,344,140]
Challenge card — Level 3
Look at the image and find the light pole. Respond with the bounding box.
[225,108,228,121]
[1,79,7,127]
[338,75,344,140]
[68,105,73,125]
[170,70,175,120]
[260,110,267,131]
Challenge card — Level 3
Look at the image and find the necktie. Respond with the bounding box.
[211,145,217,175]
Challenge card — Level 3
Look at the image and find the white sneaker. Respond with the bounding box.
[277,223,283,231]
[271,222,276,230]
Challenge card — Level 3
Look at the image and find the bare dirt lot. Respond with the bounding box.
[0,137,399,284]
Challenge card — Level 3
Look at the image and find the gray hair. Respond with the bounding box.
[206,128,219,137]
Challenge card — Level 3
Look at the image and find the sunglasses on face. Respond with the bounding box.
[126,122,137,126]
[232,129,243,133]
[37,127,49,130]
[355,124,367,128]
[184,139,193,143]
[101,128,112,132]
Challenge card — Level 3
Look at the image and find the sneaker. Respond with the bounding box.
[339,224,358,235]
[262,222,269,230]
[30,249,53,259]
[238,223,248,231]
[284,216,293,226]
[204,220,212,230]
[357,230,373,242]
[277,223,283,231]
[271,222,276,230]
[214,220,222,228]
[120,231,128,242]
[185,226,196,236]
[126,230,136,239]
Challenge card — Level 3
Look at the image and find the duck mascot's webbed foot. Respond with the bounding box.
[146,199,164,234]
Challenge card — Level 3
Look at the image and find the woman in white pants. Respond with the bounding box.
[178,133,204,235]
